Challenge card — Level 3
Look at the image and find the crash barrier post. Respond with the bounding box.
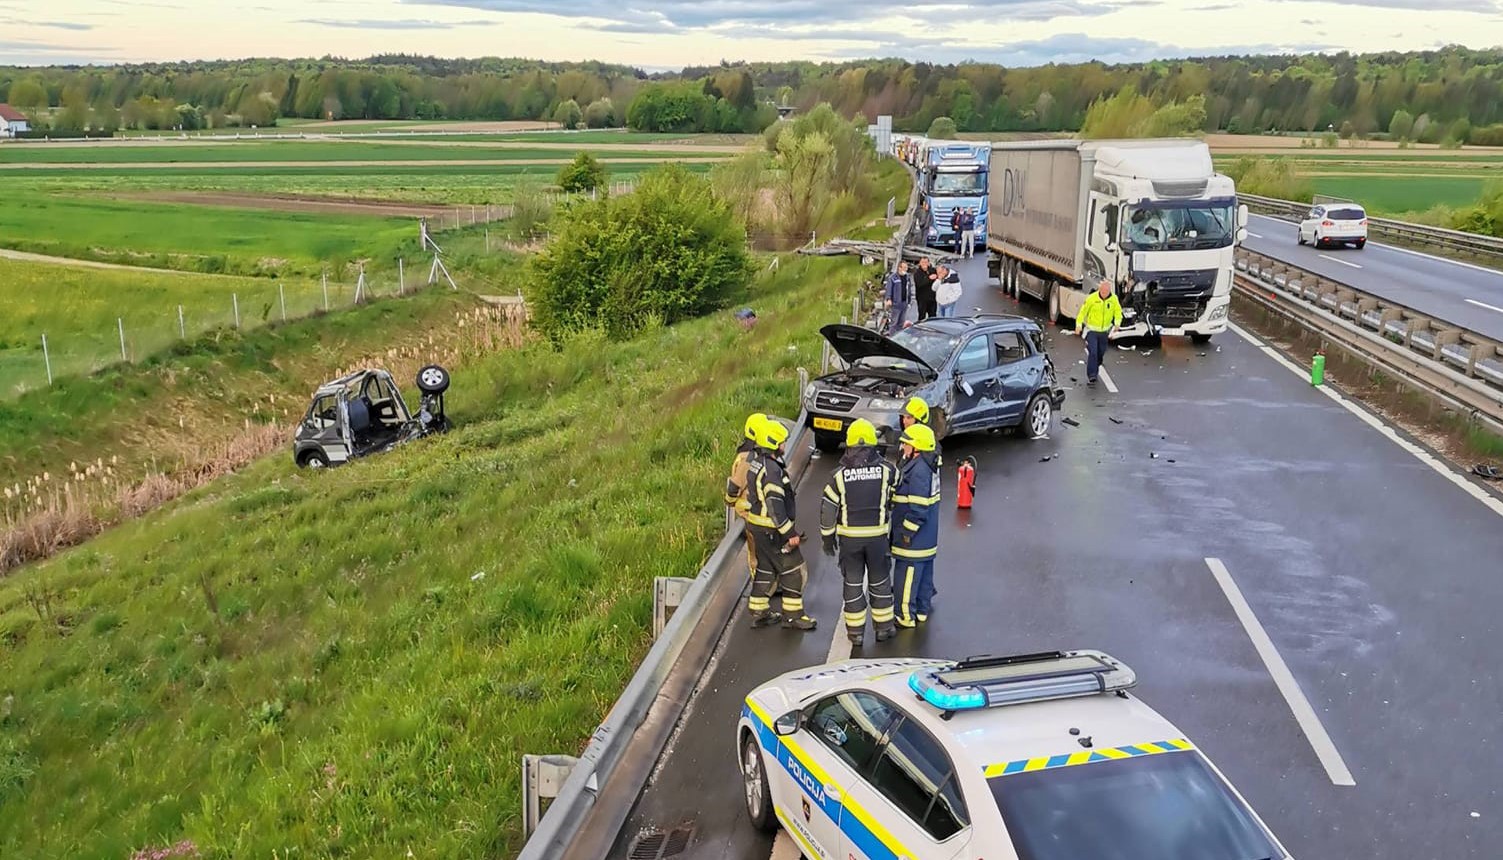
[514,410,812,860]
[521,754,581,841]
[652,577,696,639]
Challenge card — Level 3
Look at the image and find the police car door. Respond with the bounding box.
[839,711,973,860]
[792,692,901,859]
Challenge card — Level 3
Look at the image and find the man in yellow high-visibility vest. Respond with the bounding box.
[1075,278,1122,386]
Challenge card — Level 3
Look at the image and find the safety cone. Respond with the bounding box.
[957,457,976,509]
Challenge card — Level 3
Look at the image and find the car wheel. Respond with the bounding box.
[1190,333,1213,345]
[1296,229,1306,246]
[1355,239,1366,250]
[741,732,777,834]
[814,430,842,453]
[1023,393,1052,440]
[416,364,451,395]
[299,450,330,470]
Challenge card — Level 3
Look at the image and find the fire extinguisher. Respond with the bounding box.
[957,457,977,509]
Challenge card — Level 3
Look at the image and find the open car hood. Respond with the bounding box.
[820,324,936,374]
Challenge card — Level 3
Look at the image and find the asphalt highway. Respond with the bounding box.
[1244,212,1503,342]
[611,254,1503,860]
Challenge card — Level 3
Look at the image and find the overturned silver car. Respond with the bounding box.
[292,365,451,468]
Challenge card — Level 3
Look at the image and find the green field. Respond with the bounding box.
[1215,152,1499,215]
[0,258,341,393]
[0,251,863,859]
[0,141,731,164]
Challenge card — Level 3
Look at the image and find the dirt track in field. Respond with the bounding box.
[0,156,731,170]
[0,247,224,275]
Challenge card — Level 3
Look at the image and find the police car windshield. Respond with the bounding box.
[988,751,1282,860]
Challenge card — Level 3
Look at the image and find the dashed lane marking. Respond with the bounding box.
[1246,231,1263,239]
[1230,322,1503,520]
[1099,367,1120,394]
[1318,253,1363,269]
[1205,558,1356,787]
[1465,298,1503,315]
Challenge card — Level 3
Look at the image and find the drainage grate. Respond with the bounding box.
[628,825,695,859]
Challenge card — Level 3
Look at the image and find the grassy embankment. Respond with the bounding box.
[0,243,875,857]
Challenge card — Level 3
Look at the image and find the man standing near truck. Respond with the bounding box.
[912,257,937,321]
[1075,278,1122,386]
[883,260,913,335]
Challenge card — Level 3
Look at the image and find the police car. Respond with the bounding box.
[736,650,1291,860]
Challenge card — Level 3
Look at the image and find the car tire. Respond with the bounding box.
[741,731,777,834]
[814,430,842,453]
[298,449,330,470]
[1190,333,1213,345]
[1296,230,1306,246]
[416,365,451,395]
[1022,393,1053,440]
[1355,239,1366,250]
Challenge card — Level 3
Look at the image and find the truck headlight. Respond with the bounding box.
[1209,304,1228,321]
[868,398,905,411]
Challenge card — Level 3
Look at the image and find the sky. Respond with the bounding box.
[2,0,1503,69]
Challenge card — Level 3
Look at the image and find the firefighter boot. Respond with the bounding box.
[782,615,818,632]
[750,610,783,629]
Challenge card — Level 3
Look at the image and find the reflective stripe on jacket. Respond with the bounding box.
[724,440,757,519]
[819,447,898,539]
[1078,292,1123,332]
[890,453,940,559]
[745,451,795,535]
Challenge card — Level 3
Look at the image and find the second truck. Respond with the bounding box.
[985,139,1247,344]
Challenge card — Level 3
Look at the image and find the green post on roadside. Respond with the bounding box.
[1311,352,1326,386]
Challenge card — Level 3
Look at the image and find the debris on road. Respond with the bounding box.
[1150,452,1159,459]
[1062,417,1081,427]
[1473,464,1501,480]
[1039,454,1056,462]
[1109,416,1125,425]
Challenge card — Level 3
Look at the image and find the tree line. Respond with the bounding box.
[6,47,1503,141]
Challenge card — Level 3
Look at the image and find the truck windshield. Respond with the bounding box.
[988,751,1283,860]
[1125,200,1235,251]
[928,171,987,196]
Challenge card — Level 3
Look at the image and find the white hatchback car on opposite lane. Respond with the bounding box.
[736,650,1292,860]
[1298,202,1368,250]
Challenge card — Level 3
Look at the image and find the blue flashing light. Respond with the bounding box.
[909,670,987,712]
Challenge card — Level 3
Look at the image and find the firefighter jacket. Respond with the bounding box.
[745,449,796,538]
[819,446,898,540]
[891,452,941,559]
[724,439,757,519]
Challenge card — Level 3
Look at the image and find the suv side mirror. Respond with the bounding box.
[954,370,975,397]
[773,711,801,736]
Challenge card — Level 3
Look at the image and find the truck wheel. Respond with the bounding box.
[1190,333,1213,345]
[298,450,330,469]
[741,732,777,834]
[1047,286,1065,325]
[1023,394,1053,440]
[416,365,451,395]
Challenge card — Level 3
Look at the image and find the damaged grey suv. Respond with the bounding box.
[803,317,1064,452]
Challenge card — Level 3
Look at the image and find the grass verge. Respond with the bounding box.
[0,250,872,858]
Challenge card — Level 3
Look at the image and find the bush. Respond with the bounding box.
[927,116,958,139]
[556,151,607,194]
[1223,157,1312,202]
[526,165,753,340]
[552,99,583,130]
[583,97,617,129]
[509,180,556,239]
[1449,118,1472,145]
[1320,131,1339,148]
[1467,124,1503,147]
[1388,109,1415,142]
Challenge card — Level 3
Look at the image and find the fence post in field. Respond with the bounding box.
[118,317,127,361]
[485,229,490,252]
[279,284,287,322]
[321,273,329,311]
[233,294,241,329]
[41,334,52,386]
[471,205,476,224]
[399,258,405,294]
[178,305,185,339]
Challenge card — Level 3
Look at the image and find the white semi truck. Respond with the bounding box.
[986,139,1247,344]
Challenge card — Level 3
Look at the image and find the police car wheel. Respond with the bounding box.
[740,733,777,833]
[1024,393,1052,439]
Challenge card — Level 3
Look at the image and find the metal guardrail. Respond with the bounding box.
[1235,247,1503,431]
[1238,193,1503,262]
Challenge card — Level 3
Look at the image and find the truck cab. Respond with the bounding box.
[920,142,991,250]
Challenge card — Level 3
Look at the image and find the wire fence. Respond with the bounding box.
[1,258,454,400]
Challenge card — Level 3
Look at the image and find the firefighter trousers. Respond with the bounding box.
[748,526,808,619]
[895,557,935,626]
[742,523,758,579]
[839,537,895,637]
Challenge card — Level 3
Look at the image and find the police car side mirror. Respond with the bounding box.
[773,711,801,737]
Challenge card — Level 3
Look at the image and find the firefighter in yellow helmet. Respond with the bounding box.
[891,423,940,627]
[744,418,817,631]
[899,396,941,467]
[725,413,766,581]
[819,419,898,647]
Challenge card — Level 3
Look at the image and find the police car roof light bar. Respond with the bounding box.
[909,650,1137,720]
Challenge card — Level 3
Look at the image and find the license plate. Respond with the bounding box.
[813,417,843,431]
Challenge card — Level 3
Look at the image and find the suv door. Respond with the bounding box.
[787,692,900,859]
[839,710,972,860]
[1301,206,1323,241]
[990,331,1043,424]
[302,393,351,464]
[946,335,1000,432]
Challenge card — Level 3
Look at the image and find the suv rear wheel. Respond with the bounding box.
[298,449,330,469]
[1022,393,1053,440]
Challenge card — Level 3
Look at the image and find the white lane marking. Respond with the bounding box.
[1230,323,1503,519]
[1317,253,1363,269]
[1246,231,1263,239]
[1377,238,1503,278]
[1099,367,1119,394]
[1465,298,1503,315]
[1205,558,1357,787]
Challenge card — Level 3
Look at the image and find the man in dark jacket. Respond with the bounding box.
[819,419,898,647]
[912,256,937,321]
[912,202,932,247]
[744,419,818,632]
[883,260,913,335]
[891,423,941,628]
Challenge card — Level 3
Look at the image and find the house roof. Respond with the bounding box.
[0,104,29,122]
